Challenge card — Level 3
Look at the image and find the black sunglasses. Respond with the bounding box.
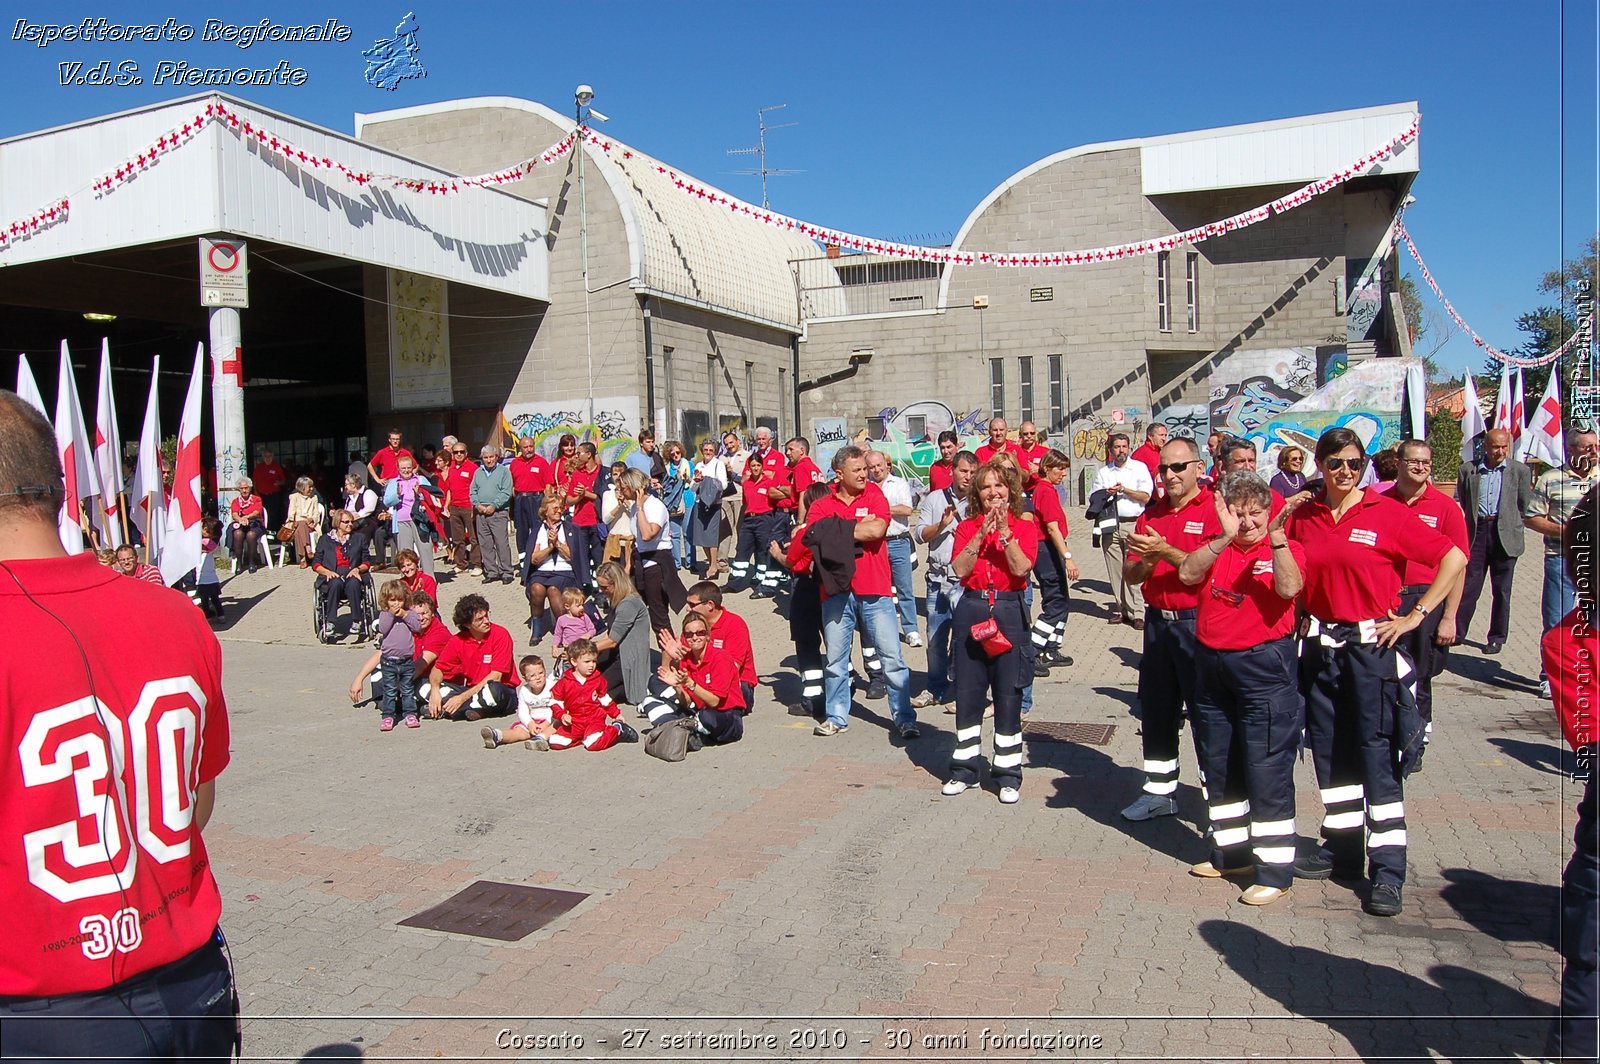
[1156,460,1201,474]
[1323,457,1364,472]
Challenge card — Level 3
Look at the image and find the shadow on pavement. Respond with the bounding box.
[300,1045,364,1060]
[1093,685,1140,712]
[1438,867,1559,948]
[1108,645,1142,670]
[1489,735,1578,777]
[1040,741,1208,864]
[211,583,279,633]
[1197,920,1550,1061]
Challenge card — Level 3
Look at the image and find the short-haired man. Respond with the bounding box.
[509,435,552,562]
[1093,431,1154,627]
[730,426,792,598]
[976,417,1015,466]
[113,542,164,583]
[368,429,413,489]
[253,447,289,526]
[441,440,480,575]
[1130,424,1168,483]
[1525,426,1600,698]
[471,444,515,584]
[673,580,758,707]
[783,437,824,512]
[1014,421,1048,487]
[805,445,916,738]
[0,391,238,1058]
[1382,439,1468,754]
[928,431,960,493]
[562,442,605,576]
[912,450,978,709]
[1456,427,1533,654]
[1121,436,1218,819]
[867,450,921,646]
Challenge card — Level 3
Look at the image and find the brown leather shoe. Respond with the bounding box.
[1130,618,1146,631]
[1106,613,1124,625]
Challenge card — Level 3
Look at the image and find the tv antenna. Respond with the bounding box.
[727,104,803,208]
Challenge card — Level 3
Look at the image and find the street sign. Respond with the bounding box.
[199,238,249,308]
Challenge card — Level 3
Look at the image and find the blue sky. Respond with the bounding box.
[2,1,1594,378]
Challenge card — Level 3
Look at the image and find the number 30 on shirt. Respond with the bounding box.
[19,676,208,903]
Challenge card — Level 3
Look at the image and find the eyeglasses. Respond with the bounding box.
[1323,457,1364,472]
[1209,585,1245,607]
[1403,458,1433,468]
[683,631,710,640]
[1156,460,1200,474]
[685,599,706,609]
[452,449,467,456]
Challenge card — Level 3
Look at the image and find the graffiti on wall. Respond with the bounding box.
[1207,348,1319,437]
[812,417,850,475]
[1154,404,1209,440]
[1346,257,1387,344]
[502,396,640,465]
[872,400,988,442]
[1243,410,1400,473]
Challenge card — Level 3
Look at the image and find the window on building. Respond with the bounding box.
[989,358,1005,420]
[1048,354,1064,432]
[662,346,675,437]
[1157,252,1171,332]
[777,367,787,442]
[1186,253,1200,332]
[866,415,889,441]
[905,415,928,443]
[680,409,710,449]
[1019,356,1035,424]
[744,362,755,425]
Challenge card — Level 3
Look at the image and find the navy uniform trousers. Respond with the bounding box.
[950,590,1032,790]
[1137,609,1200,799]
[1193,636,1300,889]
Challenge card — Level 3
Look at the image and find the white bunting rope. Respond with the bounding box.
[1397,217,1589,368]
[611,115,1420,267]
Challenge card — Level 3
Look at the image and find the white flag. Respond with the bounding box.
[1511,368,1529,461]
[1522,372,1566,468]
[15,355,47,415]
[1493,364,1513,432]
[1459,373,1487,462]
[158,344,205,585]
[92,339,124,548]
[128,355,164,558]
[1403,363,1426,440]
[54,341,102,555]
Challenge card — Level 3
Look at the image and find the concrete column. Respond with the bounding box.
[209,308,247,522]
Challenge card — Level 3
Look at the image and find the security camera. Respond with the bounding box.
[587,108,610,123]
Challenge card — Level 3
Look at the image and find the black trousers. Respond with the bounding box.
[1300,621,1414,887]
[1458,518,1516,645]
[731,511,789,591]
[1553,771,1598,1060]
[1397,585,1446,725]
[512,491,544,555]
[1136,609,1200,798]
[639,676,745,745]
[951,591,1032,789]
[572,523,604,579]
[790,573,825,711]
[321,573,364,623]
[0,933,238,1062]
[1194,637,1300,889]
[433,680,515,719]
[1032,544,1069,651]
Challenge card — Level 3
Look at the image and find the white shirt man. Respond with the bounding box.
[1092,432,1154,626]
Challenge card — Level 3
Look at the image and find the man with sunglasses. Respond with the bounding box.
[1013,421,1049,488]
[1381,440,1468,757]
[441,442,480,575]
[1121,437,1219,819]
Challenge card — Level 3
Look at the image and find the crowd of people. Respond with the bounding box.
[222,413,1595,922]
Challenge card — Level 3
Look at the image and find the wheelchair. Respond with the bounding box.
[312,570,377,644]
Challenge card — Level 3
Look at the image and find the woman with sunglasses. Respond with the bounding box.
[1178,471,1304,905]
[638,613,746,751]
[1284,427,1466,917]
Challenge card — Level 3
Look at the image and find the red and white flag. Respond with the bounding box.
[1492,364,1514,432]
[92,339,124,548]
[15,354,47,416]
[1459,373,1487,461]
[54,341,102,555]
[158,343,205,585]
[1510,368,1529,461]
[1522,372,1566,468]
[128,354,164,560]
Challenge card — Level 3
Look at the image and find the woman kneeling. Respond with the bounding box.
[638,614,747,751]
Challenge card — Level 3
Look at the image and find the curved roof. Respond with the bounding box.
[357,97,841,331]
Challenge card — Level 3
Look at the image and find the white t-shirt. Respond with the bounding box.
[632,495,672,554]
[693,458,726,508]
[516,673,559,728]
[1092,459,1154,520]
[532,524,573,573]
[601,488,632,537]
[879,474,915,537]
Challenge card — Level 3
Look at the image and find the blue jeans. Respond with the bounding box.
[925,581,958,701]
[887,535,918,636]
[823,592,912,728]
[379,656,417,720]
[671,507,692,568]
[1544,553,1577,633]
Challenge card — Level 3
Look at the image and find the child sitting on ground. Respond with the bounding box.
[374,580,423,731]
[551,586,597,670]
[482,654,562,750]
[196,517,225,619]
[545,638,638,750]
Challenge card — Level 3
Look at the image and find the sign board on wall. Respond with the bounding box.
[388,269,453,411]
[198,237,248,307]
[813,416,849,475]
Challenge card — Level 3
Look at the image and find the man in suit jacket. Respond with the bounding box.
[1455,428,1534,652]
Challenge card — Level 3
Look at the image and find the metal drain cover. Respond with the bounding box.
[1023,721,1116,746]
[399,881,588,941]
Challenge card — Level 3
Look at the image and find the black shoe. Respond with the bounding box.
[1365,883,1403,917]
[1047,650,1074,667]
[1292,852,1335,880]
[502,576,514,585]
[865,681,886,700]
[613,721,640,744]
[787,701,814,716]
[1032,659,1052,678]
[1484,641,1503,655]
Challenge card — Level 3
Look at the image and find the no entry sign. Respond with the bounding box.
[199,237,249,308]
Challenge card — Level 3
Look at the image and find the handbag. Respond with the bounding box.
[275,524,294,543]
[644,715,696,762]
[968,584,1013,657]
[721,471,739,500]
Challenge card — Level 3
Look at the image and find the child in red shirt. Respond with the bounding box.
[546,639,638,750]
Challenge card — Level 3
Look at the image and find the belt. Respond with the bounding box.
[1476,513,1498,523]
[1399,584,1429,596]
[1306,616,1380,646]
[969,588,1027,601]
[1148,606,1198,622]
[1215,634,1295,656]
[888,532,912,541]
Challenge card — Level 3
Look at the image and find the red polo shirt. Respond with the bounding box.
[415,618,451,662]
[1381,482,1470,585]
[252,461,288,496]
[928,459,954,494]
[785,521,816,577]
[1129,442,1161,482]
[742,448,790,516]
[402,569,439,602]
[442,461,476,509]
[1014,442,1048,482]
[510,453,552,494]
[563,463,602,526]
[709,608,757,687]
[684,648,747,712]
[954,513,1040,593]
[806,481,892,598]
[976,441,1020,466]
[1030,480,1070,542]
[369,446,414,482]
[1287,490,1452,622]
[434,624,520,687]
[1542,608,1597,752]
[1197,536,1306,650]
[784,456,823,510]
[1130,488,1220,611]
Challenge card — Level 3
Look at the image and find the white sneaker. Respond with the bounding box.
[1539,678,1552,700]
[321,623,334,640]
[910,692,943,709]
[905,631,924,647]
[999,786,1020,805]
[941,779,970,796]
[1121,793,1179,821]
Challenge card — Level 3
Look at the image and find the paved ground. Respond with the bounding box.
[206,527,1579,1062]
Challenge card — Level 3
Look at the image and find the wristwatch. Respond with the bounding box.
[1414,603,1431,617]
